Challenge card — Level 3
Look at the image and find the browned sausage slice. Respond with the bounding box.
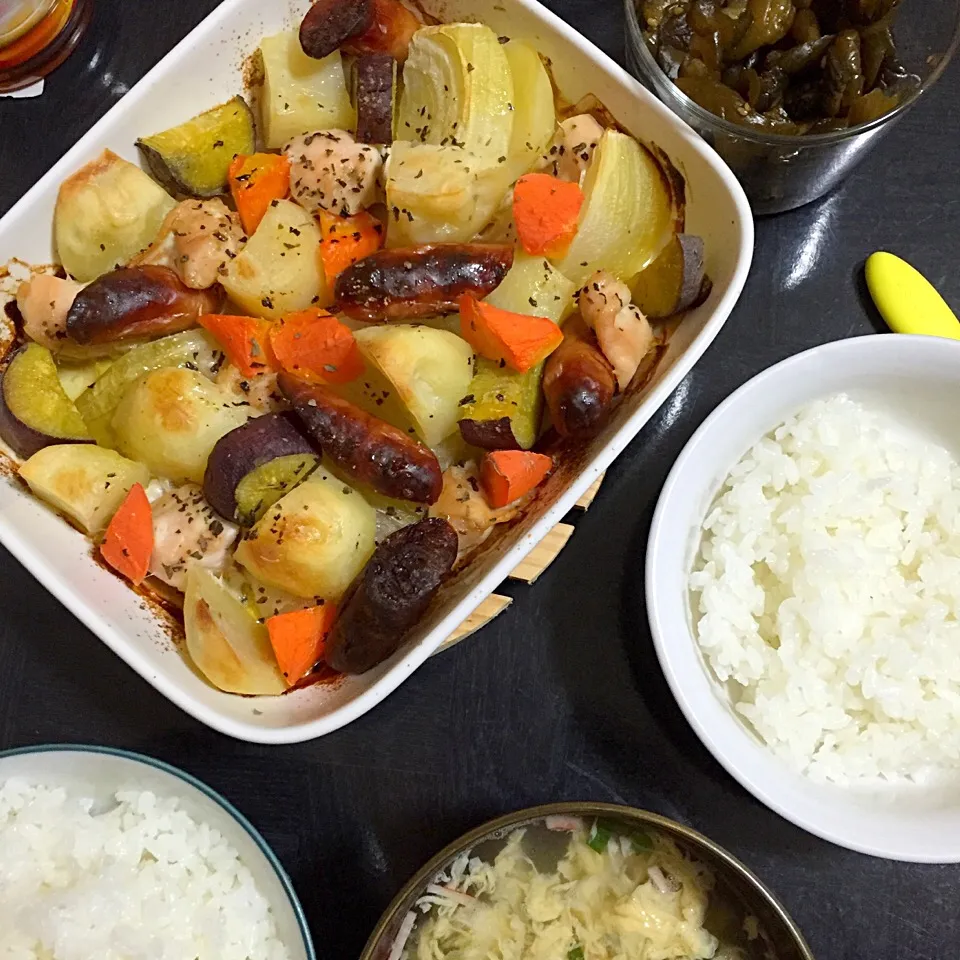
[542,316,617,439]
[335,244,514,321]
[66,266,222,345]
[326,517,458,673]
[299,0,374,60]
[279,373,443,504]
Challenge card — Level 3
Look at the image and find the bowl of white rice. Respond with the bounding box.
[647,334,960,862]
[0,744,315,960]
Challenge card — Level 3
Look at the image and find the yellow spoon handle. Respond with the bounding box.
[866,251,960,340]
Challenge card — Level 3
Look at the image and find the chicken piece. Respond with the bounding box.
[215,363,287,415]
[429,463,519,559]
[579,270,655,391]
[134,199,244,290]
[16,274,84,350]
[285,130,382,217]
[543,114,604,184]
[149,484,239,591]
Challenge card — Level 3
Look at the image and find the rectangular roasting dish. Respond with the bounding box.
[0,0,753,742]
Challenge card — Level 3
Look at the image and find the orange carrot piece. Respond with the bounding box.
[480,450,553,508]
[459,294,564,373]
[100,483,154,586]
[319,211,385,284]
[228,153,291,236]
[270,309,364,385]
[267,604,337,684]
[199,314,277,378]
[513,173,584,259]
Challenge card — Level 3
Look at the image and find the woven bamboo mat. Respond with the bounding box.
[433,474,605,655]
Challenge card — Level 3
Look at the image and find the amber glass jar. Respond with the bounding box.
[0,0,92,93]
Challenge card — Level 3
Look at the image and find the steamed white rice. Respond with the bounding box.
[690,393,960,785]
[0,780,292,960]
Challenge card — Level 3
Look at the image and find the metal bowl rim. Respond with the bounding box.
[358,801,815,960]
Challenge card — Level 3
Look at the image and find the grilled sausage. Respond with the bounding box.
[326,517,458,673]
[279,374,443,504]
[542,316,617,439]
[66,265,222,345]
[335,244,514,321]
[299,0,374,59]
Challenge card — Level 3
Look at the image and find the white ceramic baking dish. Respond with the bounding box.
[0,0,753,742]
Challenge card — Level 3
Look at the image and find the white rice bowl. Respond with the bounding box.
[0,779,292,960]
[690,393,960,785]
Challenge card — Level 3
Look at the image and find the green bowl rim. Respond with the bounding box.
[0,742,317,960]
[358,800,816,960]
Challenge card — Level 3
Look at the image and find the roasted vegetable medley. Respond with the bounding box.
[641,0,919,133]
[0,0,708,695]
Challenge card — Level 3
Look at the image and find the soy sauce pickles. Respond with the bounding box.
[640,0,920,133]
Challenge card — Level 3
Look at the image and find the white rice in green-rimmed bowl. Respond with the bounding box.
[0,745,315,960]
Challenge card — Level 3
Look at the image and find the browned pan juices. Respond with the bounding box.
[0,448,21,483]
[290,662,346,692]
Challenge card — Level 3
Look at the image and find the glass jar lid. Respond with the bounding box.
[0,0,58,48]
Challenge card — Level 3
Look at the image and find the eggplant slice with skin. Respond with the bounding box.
[0,344,91,458]
[630,234,710,320]
[202,412,319,525]
[355,53,397,144]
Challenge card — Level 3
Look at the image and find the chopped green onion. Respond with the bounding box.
[568,946,584,960]
[587,820,612,853]
[595,817,622,835]
[630,829,653,852]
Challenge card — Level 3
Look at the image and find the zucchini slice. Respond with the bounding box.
[458,254,575,450]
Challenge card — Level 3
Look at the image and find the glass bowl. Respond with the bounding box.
[359,802,814,960]
[624,0,960,214]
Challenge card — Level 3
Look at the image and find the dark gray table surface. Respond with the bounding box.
[2,3,959,959]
